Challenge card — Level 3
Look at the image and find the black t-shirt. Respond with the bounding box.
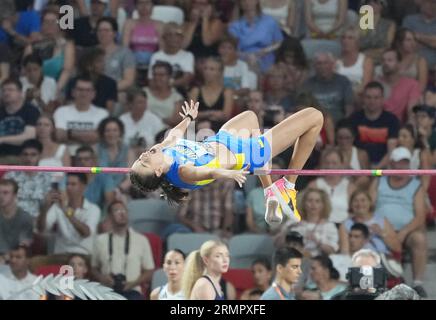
[69,17,98,47]
[0,103,41,156]
[66,75,118,110]
[348,110,400,164]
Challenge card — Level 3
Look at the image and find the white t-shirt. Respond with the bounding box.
[120,110,166,149]
[20,76,57,106]
[53,104,109,154]
[0,274,14,300]
[148,50,195,79]
[0,267,39,300]
[224,60,258,90]
[145,87,183,120]
[45,200,101,255]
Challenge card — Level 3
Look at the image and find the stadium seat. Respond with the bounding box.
[229,234,274,269]
[151,268,167,290]
[143,232,163,268]
[167,233,220,255]
[222,269,255,299]
[128,198,177,235]
[34,264,63,277]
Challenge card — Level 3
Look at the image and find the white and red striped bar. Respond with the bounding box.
[0,165,130,174]
[254,169,436,176]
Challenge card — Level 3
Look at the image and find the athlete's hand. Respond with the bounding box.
[218,166,250,188]
[179,100,199,120]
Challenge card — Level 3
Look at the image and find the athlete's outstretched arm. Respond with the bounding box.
[179,165,250,188]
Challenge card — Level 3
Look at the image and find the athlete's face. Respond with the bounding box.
[204,245,230,274]
[131,145,165,177]
[163,251,185,282]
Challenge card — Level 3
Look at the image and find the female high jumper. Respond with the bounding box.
[130,100,323,226]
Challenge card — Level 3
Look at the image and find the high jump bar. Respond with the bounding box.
[0,165,436,176]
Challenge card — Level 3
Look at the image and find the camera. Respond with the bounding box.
[337,266,388,300]
[111,274,126,293]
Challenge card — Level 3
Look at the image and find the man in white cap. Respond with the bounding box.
[369,147,428,297]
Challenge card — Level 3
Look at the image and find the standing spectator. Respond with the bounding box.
[70,0,107,48]
[392,28,429,91]
[260,248,302,300]
[20,54,57,113]
[0,78,40,165]
[92,201,155,300]
[122,0,162,67]
[24,9,75,96]
[228,0,284,73]
[150,249,186,300]
[37,173,101,255]
[66,47,118,114]
[302,52,354,122]
[263,64,297,115]
[359,0,396,64]
[53,76,109,155]
[183,0,224,59]
[188,57,234,133]
[4,139,52,219]
[182,240,230,300]
[370,147,428,297]
[307,148,357,225]
[97,17,136,92]
[261,0,296,36]
[144,62,183,127]
[0,245,39,300]
[0,179,33,262]
[240,258,273,300]
[336,26,374,95]
[275,188,340,257]
[348,81,400,167]
[412,105,436,165]
[148,23,195,92]
[304,0,348,40]
[403,0,436,68]
[375,49,421,123]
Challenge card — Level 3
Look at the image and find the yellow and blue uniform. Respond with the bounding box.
[163,130,271,190]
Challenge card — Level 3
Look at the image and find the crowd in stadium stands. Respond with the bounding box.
[0,0,436,300]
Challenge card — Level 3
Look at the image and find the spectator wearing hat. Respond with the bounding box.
[370,146,428,297]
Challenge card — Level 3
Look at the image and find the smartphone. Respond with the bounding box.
[51,182,59,191]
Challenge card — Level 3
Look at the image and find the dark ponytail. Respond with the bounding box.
[313,255,340,281]
[129,171,188,205]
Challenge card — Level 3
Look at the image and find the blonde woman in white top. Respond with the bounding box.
[261,0,296,36]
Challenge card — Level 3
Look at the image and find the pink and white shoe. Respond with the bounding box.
[264,188,283,227]
[269,178,301,223]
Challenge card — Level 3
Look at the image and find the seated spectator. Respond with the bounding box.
[302,52,354,122]
[150,249,186,300]
[261,0,296,36]
[299,255,347,300]
[307,147,357,225]
[37,173,101,255]
[263,64,296,115]
[348,81,400,167]
[335,121,370,187]
[182,240,230,300]
[336,26,374,95]
[183,0,224,59]
[240,258,273,300]
[0,78,40,165]
[188,57,234,133]
[4,139,51,219]
[0,179,33,263]
[24,9,75,96]
[148,22,195,93]
[424,64,436,108]
[144,62,183,127]
[370,147,428,297]
[275,188,339,257]
[165,179,235,239]
[0,43,11,84]
[411,105,436,165]
[218,36,257,98]
[20,54,57,113]
[92,201,155,300]
[342,189,402,256]
[69,0,107,48]
[53,76,109,155]
[304,0,348,40]
[359,0,396,64]
[375,49,421,123]
[392,28,429,91]
[0,245,39,300]
[122,0,162,67]
[246,89,269,129]
[228,0,283,73]
[403,0,436,70]
[74,146,116,209]
[260,248,302,300]
[66,47,118,114]
[97,17,136,92]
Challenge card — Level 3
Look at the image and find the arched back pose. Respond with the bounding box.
[130,100,324,226]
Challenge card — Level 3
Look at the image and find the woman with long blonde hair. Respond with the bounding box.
[182,240,230,300]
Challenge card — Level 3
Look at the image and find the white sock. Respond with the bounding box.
[282,177,295,190]
[413,280,423,286]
